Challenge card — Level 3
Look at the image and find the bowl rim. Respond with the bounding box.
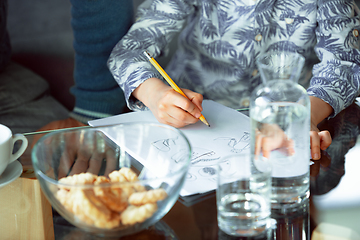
[31,122,192,186]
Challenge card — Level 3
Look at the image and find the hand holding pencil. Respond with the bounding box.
[131,51,210,128]
[143,51,210,127]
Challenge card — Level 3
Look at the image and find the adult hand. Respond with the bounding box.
[133,78,204,128]
[56,130,118,179]
[32,118,118,179]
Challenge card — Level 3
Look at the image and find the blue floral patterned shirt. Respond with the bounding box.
[108,0,360,118]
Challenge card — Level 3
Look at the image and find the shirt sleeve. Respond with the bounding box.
[307,0,360,118]
[107,0,195,111]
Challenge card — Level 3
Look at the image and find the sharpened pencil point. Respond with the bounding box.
[199,116,210,127]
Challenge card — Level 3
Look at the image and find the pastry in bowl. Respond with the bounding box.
[32,123,191,237]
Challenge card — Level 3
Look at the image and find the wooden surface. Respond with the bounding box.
[0,177,54,240]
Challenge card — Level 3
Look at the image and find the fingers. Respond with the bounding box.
[182,89,204,112]
[154,89,204,128]
[310,130,332,160]
[310,131,320,160]
[87,147,117,176]
[86,152,103,175]
[318,130,332,150]
[254,124,295,159]
[164,103,200,128]
[104,148,118,176]
[157,103,198,128]
[254,130,262,159]
[134,78,205,128]
[57,149,77,179]
[256,127,331,162]
[261,137,272,159]
[57,132,80,179]
[284,138,295,156]
[57,131,119,179]
[70,147,118,177]
[86,133,107,175]
[68,132,93,176]
[68,152,90,176]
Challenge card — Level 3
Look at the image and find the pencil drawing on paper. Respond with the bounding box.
[151,137,178,152]
[151,131,250,183]
[190,147,220,165]
[214,131,250,153]
[151,137,222,165]
[198,166,216,177]
[186,172,197,181]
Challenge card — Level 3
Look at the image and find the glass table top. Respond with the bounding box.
[1,101,360,240]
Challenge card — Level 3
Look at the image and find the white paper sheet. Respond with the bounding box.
[89,100,250,196]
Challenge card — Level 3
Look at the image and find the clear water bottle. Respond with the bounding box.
[250,51,310,210]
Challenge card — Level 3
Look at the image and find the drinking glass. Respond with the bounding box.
[216,153,272,237]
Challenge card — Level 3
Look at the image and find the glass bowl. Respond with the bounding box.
[31,123,191,237]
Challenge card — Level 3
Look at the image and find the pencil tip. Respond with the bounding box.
[199,116,210,127]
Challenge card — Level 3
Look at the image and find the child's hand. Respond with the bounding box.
[254,122,332,161]
[309,96,333,160]
[133,78,204,128]
[310,122,332,160]
[254,123,295,159]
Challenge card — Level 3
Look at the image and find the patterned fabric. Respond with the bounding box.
[108,0,360,118]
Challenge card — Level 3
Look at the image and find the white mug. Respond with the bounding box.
[0,124,28,176]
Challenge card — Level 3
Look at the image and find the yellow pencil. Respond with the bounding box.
[144,51,210,127]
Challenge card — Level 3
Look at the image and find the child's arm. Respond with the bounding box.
[309,96,333,160]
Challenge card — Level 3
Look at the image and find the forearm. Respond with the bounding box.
[309,96,333,126]
[108,1,192,110]
[308,0,360,118]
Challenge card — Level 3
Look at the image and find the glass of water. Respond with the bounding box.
[216,153,272,237]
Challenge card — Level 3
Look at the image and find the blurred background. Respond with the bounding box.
[7,0,146,112]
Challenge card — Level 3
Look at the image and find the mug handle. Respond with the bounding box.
[9,134,29,163]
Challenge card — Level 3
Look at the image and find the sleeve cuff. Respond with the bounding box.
[70,107,113,124]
